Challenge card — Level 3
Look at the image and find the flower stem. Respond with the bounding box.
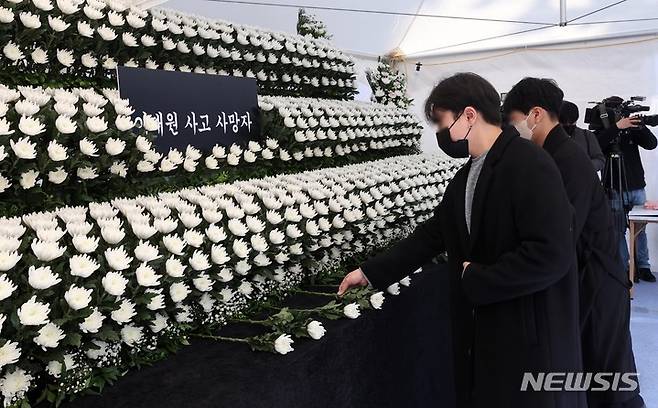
[292,288,338,298]
[229,318,270,326]
[192,333,249,344]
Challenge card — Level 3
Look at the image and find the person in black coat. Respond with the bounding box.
[338,73,585,408]
[559,100,606,172]
[594,99,658,282]
[503,77,644,408]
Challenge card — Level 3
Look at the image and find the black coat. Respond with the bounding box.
[596,123,657,191]
[362,128,586,408]
[543,125,641,407]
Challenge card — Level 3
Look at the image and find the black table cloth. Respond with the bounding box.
[64,263,454,408]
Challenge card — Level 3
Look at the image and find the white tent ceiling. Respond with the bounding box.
[160,0,658,59]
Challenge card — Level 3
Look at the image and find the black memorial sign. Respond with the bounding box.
[117,67,261,153]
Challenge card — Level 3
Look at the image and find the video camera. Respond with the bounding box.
[584,96,658,131]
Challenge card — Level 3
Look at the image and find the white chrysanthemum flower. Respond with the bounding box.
[27,265,60,290]
[0,272,16,303]
[30,240,65,262]
[79,308,104,333]
[169,282,190,303]
[18,116,46,136]
[121,325,144,347]
[134,240,160,263]
[0,253,21,273]
[135,263,160,287]
[274,334,294,355]
[104,246,132,271]
[387,283,400,296]
[343,303,361,319]
[307,321,326,340]
[111,299,136,324]
[0,341,21,369]
[17,296,50,326]
[102,271,128,296]
[64,285,92,310]
[165,257,185,278]
[370,292,385,309]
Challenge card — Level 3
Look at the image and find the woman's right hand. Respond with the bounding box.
[337,268,368,296]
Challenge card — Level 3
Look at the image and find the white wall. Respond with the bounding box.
[401,36,658,267]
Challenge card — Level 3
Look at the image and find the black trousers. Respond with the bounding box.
[582,274,644,408]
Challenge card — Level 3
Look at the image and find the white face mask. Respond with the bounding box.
[514,115,537,140]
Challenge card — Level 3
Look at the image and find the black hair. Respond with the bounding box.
[502,77,564,119]
[559,100,579,124]
[424,72,501,126]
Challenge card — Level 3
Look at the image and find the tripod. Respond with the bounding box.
[601,133,632,272]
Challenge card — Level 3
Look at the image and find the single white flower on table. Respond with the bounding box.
[18,116,46,136]
[156,252,184,276]
[399,276,412,287]
[64,285,92,310]
[17,295,50,326]
[343,303,361,319]
[370,292,385,310]
[28,265,61,290]
[387,283,401,296]
[34,322,64,350]
[274,334,294,355]
[111,299,136,324]
[0,341,20,369]
[79,308,104,333]
[169,282,190,303]
[0,274,16,299]
[307,321,326,340]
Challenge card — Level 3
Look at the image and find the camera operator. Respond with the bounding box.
[560,101,605,172]
[595,96,658,282]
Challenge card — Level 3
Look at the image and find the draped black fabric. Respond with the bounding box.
[62,263,454,408]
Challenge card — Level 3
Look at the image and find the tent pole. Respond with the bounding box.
[560,0,567,26]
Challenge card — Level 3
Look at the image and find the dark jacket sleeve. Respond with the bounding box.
[360,200,445,290]
[461,154,576,305]
[630,126,658,150]
[596,123,619,150]
[583,129,605,172]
